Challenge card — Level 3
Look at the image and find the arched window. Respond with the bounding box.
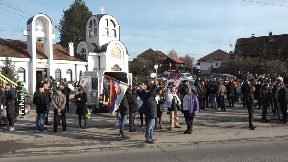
[102,19,116,37]
[55,69,61,82]
[17,67,25,82]
[81,48,87,60]
[66,69,72,82]
[88,19,97,38]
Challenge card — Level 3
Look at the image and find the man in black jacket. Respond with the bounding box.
[246,86,257,130]
[241,80,250,108]
[226,80,235,107]
[43,82,52,125]
[61,84,71,113]
[277,83,288,123]
[143,82,157,144]
[33,84,47,131]
[126,86,138,132]
[5,84,15,131]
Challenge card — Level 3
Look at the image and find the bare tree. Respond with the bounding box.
[181,54,195,68]
[168,48,178,57]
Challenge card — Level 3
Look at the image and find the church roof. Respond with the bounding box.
[0,38,85,61]
[198,49,230,61]
[94,14,107,21]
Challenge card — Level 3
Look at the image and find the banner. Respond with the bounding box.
[167,71,174,82]
[107,79,129,114]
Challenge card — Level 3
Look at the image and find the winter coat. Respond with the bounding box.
[143,84,158,119]
[166,93,181,111]
[33,91,47,114]
[137,89,146,113]
[44,89,51,104]
[5,90,15,113]
[52,90,66,111]
[197,85,206,98]
[246,92,255,109]
[119,94,129,116]
[182,94,199,117]
[61,87,71,101]
[260,89,270,108]
[75,92,87,115]
[126,90,138,113]
[226,82,235,95]
[155,93,165,114]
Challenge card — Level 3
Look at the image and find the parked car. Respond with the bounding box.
[180,73,194,80]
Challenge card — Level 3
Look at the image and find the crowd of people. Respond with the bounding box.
[2,71,288,145]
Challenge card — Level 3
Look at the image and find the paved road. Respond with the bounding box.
[2,138,288,162]
[1,99,288,159]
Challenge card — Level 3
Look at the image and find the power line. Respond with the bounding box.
[0,6,29,18]
[0,0,33,16]
[241,0,288,7]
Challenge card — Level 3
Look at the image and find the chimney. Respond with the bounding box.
[269,31,273,41]
[68,42,74,56]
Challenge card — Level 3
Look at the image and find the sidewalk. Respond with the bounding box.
[0,101,288,157]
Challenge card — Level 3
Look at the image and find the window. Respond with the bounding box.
[81,48,87,60]
[66,69,72,81]
[88,19,97,38]
[55,69,61,82]
[216,63,219,67]
[18,67,25,82]
[102,19,117,37]
[92,78,98,90]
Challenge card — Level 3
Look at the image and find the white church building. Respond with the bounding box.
[0,9,129,94]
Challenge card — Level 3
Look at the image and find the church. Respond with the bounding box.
[0,8,129,94]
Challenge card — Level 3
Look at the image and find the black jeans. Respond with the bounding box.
[247,106,254,127]
[262,106,268,120]
[199,98,206,110]
[280,103,287,122]
[7,106,14,127]
[183,110,194,132]
[78,114,87,128]
[242,94,248,108]
[227,94,234,107]
[53,109,66,132]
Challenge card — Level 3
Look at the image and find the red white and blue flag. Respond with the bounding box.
[107,78,129,114]
[167,71,174,82]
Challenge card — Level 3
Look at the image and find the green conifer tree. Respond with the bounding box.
[0,57,19,82]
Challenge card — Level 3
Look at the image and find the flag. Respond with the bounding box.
[174,71,179,81]
[107,79,129,114]
[167,70,174,82]
[176,75,183,87]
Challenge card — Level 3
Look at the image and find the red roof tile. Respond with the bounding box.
[164,56,185,64]
[198,49,230,61]
[0,38,85,61]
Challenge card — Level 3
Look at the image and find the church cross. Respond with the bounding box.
[100,7,104,14]
[36,24,43,32]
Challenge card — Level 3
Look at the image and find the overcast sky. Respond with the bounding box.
[1,0,288,60]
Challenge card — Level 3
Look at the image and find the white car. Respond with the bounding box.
[180,73,194,80]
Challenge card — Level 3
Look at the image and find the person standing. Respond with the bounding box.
[143,83,158,144]
[33,84,47,131]
[246,86,257,130]
[226,79,236,108]
[126,86,138,132]
[52,85,66,132]
[209,81,218,109]
[241,80,250,108]
[218,81,227,112]
[43,82,52,125]
[118,93,129,138]
[260,84,270,122]
[167,86,181,130]
[277,83,288,123]
[197,80,206,111]
[61,83,71,113]
[75,87,88,129]
[182,88,199,134]
[155,88,165,129]
[103,78,109,102]
[5,84,15,131]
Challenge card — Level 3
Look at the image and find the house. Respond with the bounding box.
[0,10,129,93]
[234,32,288,59]
[198,49,230,74]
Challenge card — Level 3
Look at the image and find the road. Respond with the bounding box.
[2,138,288,162]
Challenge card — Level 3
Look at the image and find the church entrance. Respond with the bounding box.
[36,68,47,89]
